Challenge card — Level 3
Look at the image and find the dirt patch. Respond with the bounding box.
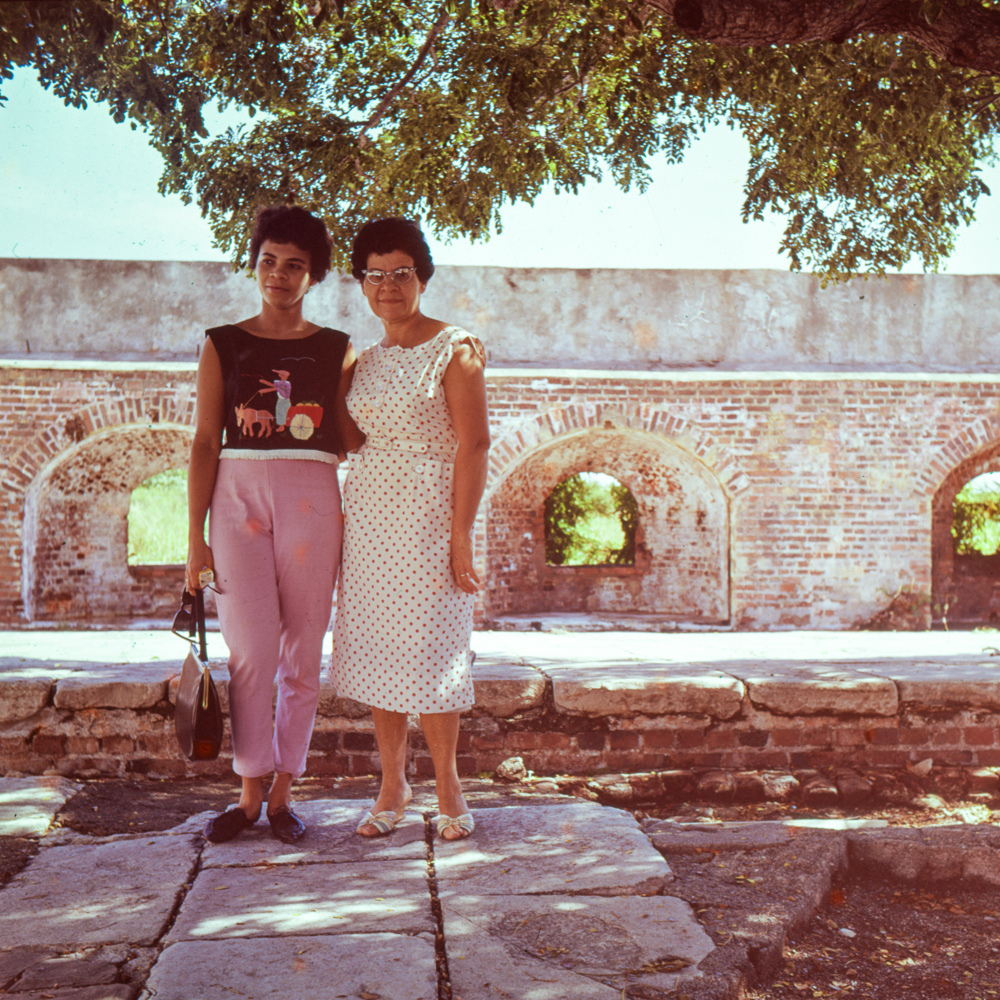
[746,870,1000,1000]
[0,838,38,886]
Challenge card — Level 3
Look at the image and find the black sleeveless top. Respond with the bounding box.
[207,324,350,462]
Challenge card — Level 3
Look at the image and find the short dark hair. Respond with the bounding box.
[248,205,333,283]
[350,218,434,284]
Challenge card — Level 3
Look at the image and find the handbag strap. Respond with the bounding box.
[193,587,208,663]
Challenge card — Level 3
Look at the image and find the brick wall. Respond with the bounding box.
[4,685,998,780]
[3,363,1000,627]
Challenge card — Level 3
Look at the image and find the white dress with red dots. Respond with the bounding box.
[331,326,482,714]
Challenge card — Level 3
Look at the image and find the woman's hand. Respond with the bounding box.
[450,534,481,594]
[185,537,215,595]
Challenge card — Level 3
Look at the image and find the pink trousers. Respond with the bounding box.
[210,458,342,779]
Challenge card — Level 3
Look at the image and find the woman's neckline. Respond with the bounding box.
[232,323,324,342]
[379,325,455,352]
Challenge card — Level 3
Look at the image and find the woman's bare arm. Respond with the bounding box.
[185,338,226,592]
[443,339,490,594]
[335,344,365,458]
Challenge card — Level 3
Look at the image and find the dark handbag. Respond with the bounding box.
[172,588,224,761]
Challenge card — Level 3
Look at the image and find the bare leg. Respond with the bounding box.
[267,772,294,814]
[237,775,264,819]
[358,707,412,837]
[420,711,469,840]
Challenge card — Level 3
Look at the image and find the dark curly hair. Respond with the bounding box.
[350,218,434,284]
[248,205,334,283]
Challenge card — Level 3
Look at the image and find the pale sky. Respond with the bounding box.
[4,65,1000,273]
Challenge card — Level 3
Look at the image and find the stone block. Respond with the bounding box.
[434,802,673,897]
[545,661,744,718]
[166,858,433,943]
[15,956,119,990]
[0,776,81,835]
[144,935,437,1000]
[53,665,170,711]
[315,680,369,719]
[9,987,137,1000]
[471,657,546,715]
[648,819,792,853]
[883,661,1000,711]
[444,894,713,999]
[744,662,897,716]
[0,835,200,949]
[848,825,1000,887]
[0,670,53,723]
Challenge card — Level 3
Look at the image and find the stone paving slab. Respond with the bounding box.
[644,817,891,854]
[10,987,137,999]
[0,835,199,950]
[444,894,714,998]
[544,660,745,717]
[468,656,547,716]
[166,857,433,943]
[848,823,1000,886]
[742,661,898,715]
[201,799,426,868]
[646,820,794,853]
[53,666,169,711]
[0,776,80,836]
[434,802,673,897]
[863,660,1000,710]
[0,671,54,723]
[12,955,120,990]
[142,935,438,1000]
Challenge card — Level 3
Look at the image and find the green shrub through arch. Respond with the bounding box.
[953,472,1000,556]
[127,468,188,565]
[545,472,638,566]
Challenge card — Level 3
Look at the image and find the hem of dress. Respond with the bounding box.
[335,692,475,715]
[220,449,338,464]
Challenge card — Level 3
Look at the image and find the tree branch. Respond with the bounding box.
[359,10,450,136]
[648,0,1000,77]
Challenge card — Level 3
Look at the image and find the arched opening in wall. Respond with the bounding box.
[932,446,1000,627]
[485,428,730,625]
[545,472,637,566]
[23,425,196,621]
[127,468,188,565]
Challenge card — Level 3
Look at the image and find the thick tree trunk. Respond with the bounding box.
[650,0,1000,76]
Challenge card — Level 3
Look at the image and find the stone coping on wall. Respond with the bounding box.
[2,630,1000,778]
[8,357,1000,380]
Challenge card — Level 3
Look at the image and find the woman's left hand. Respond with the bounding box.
[450,535,481,594]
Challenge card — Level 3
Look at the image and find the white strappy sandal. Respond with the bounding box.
[357,806,406,837]
[434,812,475,840]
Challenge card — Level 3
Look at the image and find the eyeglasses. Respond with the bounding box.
[362,267,417,285]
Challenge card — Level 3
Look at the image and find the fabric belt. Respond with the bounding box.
[362,437,455,462]
[366,437,429,452]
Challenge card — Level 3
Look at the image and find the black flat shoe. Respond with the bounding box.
[204,806,260,843]
[267,805,306,843]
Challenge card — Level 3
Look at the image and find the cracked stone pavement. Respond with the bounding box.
[0,783,715,1000]
[3,777,998,999]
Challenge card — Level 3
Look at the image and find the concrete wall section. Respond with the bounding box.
[5,259,1000,370]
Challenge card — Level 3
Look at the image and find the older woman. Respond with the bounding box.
[332,217,490,840]
[187,205,356,844]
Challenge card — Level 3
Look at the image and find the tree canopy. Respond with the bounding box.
[3,0,1000,279]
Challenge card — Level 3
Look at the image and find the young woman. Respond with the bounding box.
[186,205,359,844]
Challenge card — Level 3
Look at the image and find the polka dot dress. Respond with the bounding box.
[331,327,482,714]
